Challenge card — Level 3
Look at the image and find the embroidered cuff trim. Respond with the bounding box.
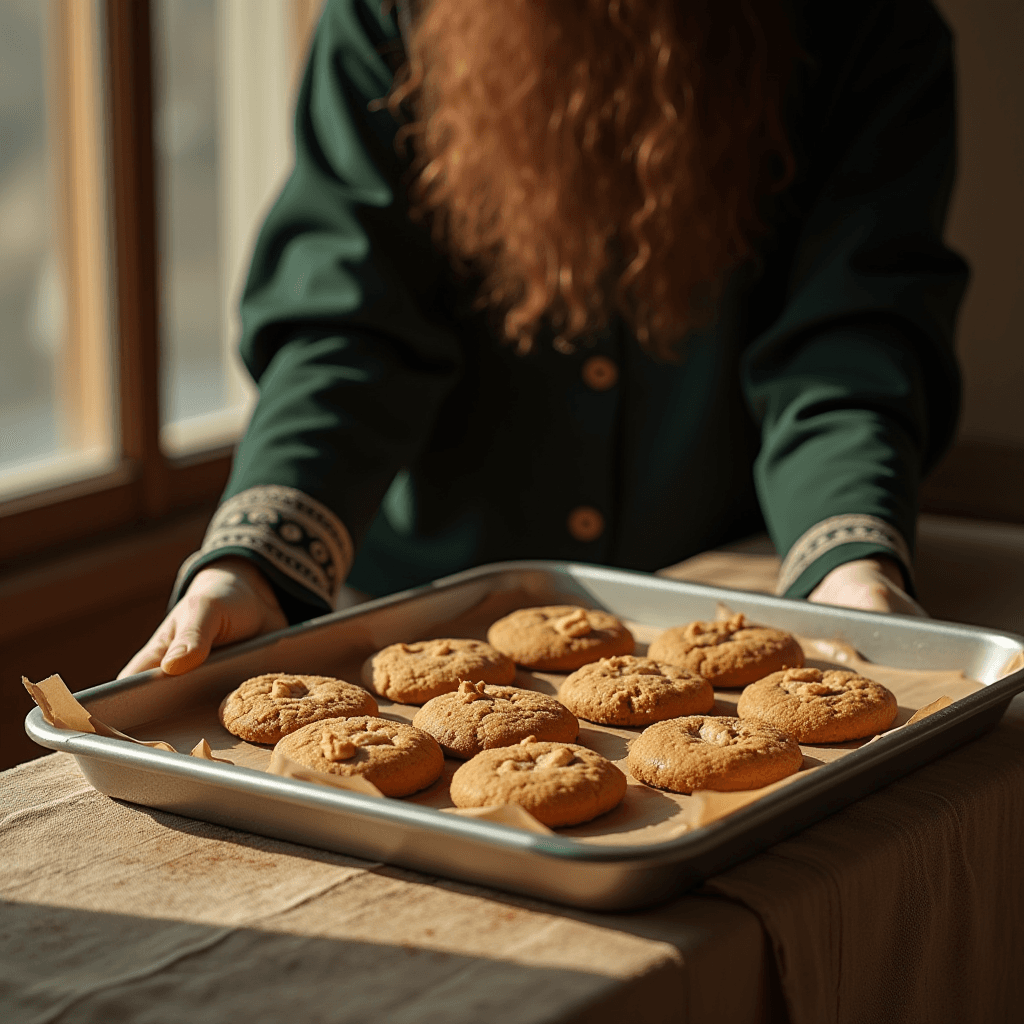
[776,514,913,596]
[173,486,354,608]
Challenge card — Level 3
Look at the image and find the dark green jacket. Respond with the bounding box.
[175,0,967,621]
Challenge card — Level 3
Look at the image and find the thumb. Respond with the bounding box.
[160,600,221,675]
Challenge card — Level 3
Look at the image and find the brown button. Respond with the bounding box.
[568,506,605,543]
[581,355,618,391]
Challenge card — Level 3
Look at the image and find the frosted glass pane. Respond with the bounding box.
[0,0,115,499]
[154,0,223,426]
[155,0,305,457]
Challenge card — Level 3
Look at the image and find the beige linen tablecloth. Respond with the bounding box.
[705,698,1024,1023]
[0,752,769,1024]
[3,547,1023,1024]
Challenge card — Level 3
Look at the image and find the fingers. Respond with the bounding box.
[118,623,176,679]
[120,559,286,680]
[160,630,214,675]
[158,596,222,675]
[118,647,162,679]
[118,593,223,679]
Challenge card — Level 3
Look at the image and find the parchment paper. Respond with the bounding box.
[25,591,986,846]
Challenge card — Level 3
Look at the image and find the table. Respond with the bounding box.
[3,532,1023,1024]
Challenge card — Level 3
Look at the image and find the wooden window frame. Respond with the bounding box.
[0,0,232,573]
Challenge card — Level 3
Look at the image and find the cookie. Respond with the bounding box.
[412,681,579,759]
[647,613,804,688]
[737,667,899,743]
[627,715,803,793]
[362,638,516,705]
[274,716,444,797]
[219,673,379,744]
[559,655,715,727]
[486,605,634,671]
[449,737,627,827]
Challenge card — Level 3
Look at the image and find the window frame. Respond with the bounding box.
[0,0,232,571]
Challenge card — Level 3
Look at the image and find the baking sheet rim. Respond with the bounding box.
[23,560,1024,866]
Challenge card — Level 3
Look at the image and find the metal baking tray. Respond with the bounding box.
[25,561,1024,910]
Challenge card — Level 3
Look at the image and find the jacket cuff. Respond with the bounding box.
[776,514,914,599]
[170,485,354,616]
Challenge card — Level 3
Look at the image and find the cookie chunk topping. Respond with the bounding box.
[779,667,851,699]
[683,613,747,646]
[458,680,490,702]
[697,719,744,746]
[320,731,357,761]
[553,609,594,638]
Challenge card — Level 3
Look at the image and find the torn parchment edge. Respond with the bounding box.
[191,738,234,764]
[267,748,385,797]
[1000,649,1024,679]
[22,673,177,753]
[441,803,555,835]
[22,673,233,764]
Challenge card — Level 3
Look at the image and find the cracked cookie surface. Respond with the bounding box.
[559,655,714,726]
[219,673,379,744]
[274,716,444,796]
[647,613,804,688]
[412,681,579,759]
[486,605,634,671]
[737,667,898,742]
[362,638,516,705]
[450,737,627,827]
[627,715,803,793]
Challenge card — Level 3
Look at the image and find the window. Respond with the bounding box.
[0,0,116,502]
[0,0,321,569]
[155,0,314,457]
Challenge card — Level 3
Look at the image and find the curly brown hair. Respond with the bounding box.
[391,0,798,358]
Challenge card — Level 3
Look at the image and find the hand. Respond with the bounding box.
[808,557,927,616]
[119,557,288,678]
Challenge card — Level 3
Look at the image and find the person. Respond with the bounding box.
[122,0,966,679]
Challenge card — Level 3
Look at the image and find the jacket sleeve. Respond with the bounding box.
[743,0,968,598]
[171,0,462,620]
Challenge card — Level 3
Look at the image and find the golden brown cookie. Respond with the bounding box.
[274,716,444,797]
[737,667,899,743]
[412,681,579,759]
[219,673,379,744]
[486,605,634,671]
[449,737,627,827]
[647,613,804,688]
[627,715,803,793]
[362,638,516,705]
[559,655,715,727]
